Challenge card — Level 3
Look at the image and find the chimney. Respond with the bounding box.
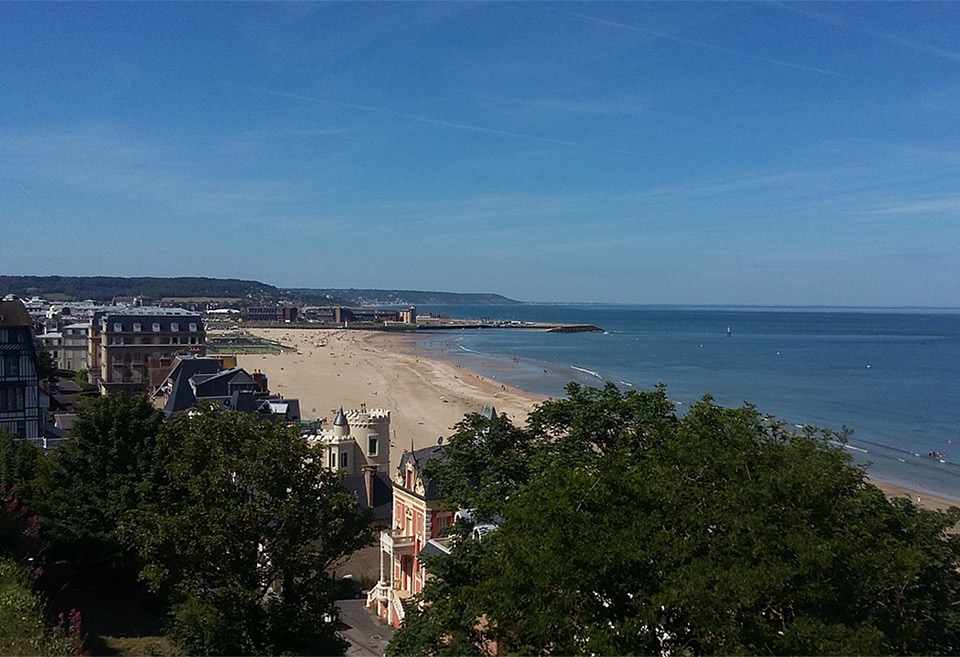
[362,465,377,509]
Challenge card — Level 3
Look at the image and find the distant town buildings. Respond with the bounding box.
[60,323,90,372]
[243,305,299,322]
[297,306,417,326]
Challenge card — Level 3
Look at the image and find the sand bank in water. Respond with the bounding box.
[234,328,957,512]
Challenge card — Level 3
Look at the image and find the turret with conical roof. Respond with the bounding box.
[333,406,350,437]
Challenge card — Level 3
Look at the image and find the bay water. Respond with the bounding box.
[412,305,960,500]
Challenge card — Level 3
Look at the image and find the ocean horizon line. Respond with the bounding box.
[471,302,960,314]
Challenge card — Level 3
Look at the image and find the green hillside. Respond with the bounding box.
[0,276,280,303]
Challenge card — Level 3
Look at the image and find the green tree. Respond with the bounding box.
[33,394,165,571]
[390,383,960,656]
[35,350,58,387]
[0,429,43,505]
[125,405,373,656]
[0,431,43,563]
[423,411,539,523]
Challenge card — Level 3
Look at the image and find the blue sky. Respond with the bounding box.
[2,2,959,306]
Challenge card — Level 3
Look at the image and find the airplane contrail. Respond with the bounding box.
[775,2,960,65]
[554,8,852,79]
[226,84,642,156]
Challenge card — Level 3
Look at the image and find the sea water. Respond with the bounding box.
[412,305,960,500]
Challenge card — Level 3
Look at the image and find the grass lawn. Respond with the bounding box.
[41,562,178,657]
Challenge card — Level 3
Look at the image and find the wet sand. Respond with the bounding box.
[234,328,958,513]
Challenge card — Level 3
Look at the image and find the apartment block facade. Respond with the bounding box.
[89,307,205,395]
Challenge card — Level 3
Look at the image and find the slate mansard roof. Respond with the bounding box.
[93,306,203,333]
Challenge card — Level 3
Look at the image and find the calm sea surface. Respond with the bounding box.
[412,305,960,500]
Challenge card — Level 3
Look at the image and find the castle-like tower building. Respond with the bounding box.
[306,403,391,476]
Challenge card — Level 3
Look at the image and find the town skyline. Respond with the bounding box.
[2,2,959,306]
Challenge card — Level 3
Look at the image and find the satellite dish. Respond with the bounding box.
[437,436,444,445]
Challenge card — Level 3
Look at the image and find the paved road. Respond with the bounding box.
[338,599,395,657]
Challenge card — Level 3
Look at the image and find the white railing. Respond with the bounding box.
[380,528,415,553]
[391,591,406,624]
[365,581,391,607]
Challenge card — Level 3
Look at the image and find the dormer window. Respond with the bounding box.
[170,323,179,332]
[188,322,197,332]
[113,323,122,332]
[152,323,161,332]
[133,323,141,332]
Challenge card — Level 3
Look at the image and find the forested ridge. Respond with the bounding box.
[0,276,520,306]
[0,276,280,302]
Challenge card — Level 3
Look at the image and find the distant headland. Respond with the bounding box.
[0,275,522,307]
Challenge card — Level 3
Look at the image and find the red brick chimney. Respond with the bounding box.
[362,465,377,509]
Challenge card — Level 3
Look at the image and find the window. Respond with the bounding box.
[368,437,378,456]
[188,322,197,332]
[339,452,348,469]
[133,323,141,332]
[435,513,453,533]
[329,450,336,469]
[0,386,25,413]
[152,323,161,332]
[113,323,122,332]
[170,323,179,332]
[141,336,152,345]
[3,354,19,377]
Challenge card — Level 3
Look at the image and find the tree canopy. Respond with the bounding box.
[124,405,373,655]
[34,394,166,570]
[390,383,960,656]
[9,395,373,656]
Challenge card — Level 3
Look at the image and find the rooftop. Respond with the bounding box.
[97,306,201,317]
[0,299,33,327]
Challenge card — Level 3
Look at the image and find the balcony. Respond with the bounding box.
[380,528,415,555]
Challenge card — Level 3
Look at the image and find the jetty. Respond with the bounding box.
[420,321,603,333]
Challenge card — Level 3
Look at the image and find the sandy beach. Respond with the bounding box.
[235,328,546,453]
[234,328,958,513]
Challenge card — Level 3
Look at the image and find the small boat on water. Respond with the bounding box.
[726,325,732,337]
